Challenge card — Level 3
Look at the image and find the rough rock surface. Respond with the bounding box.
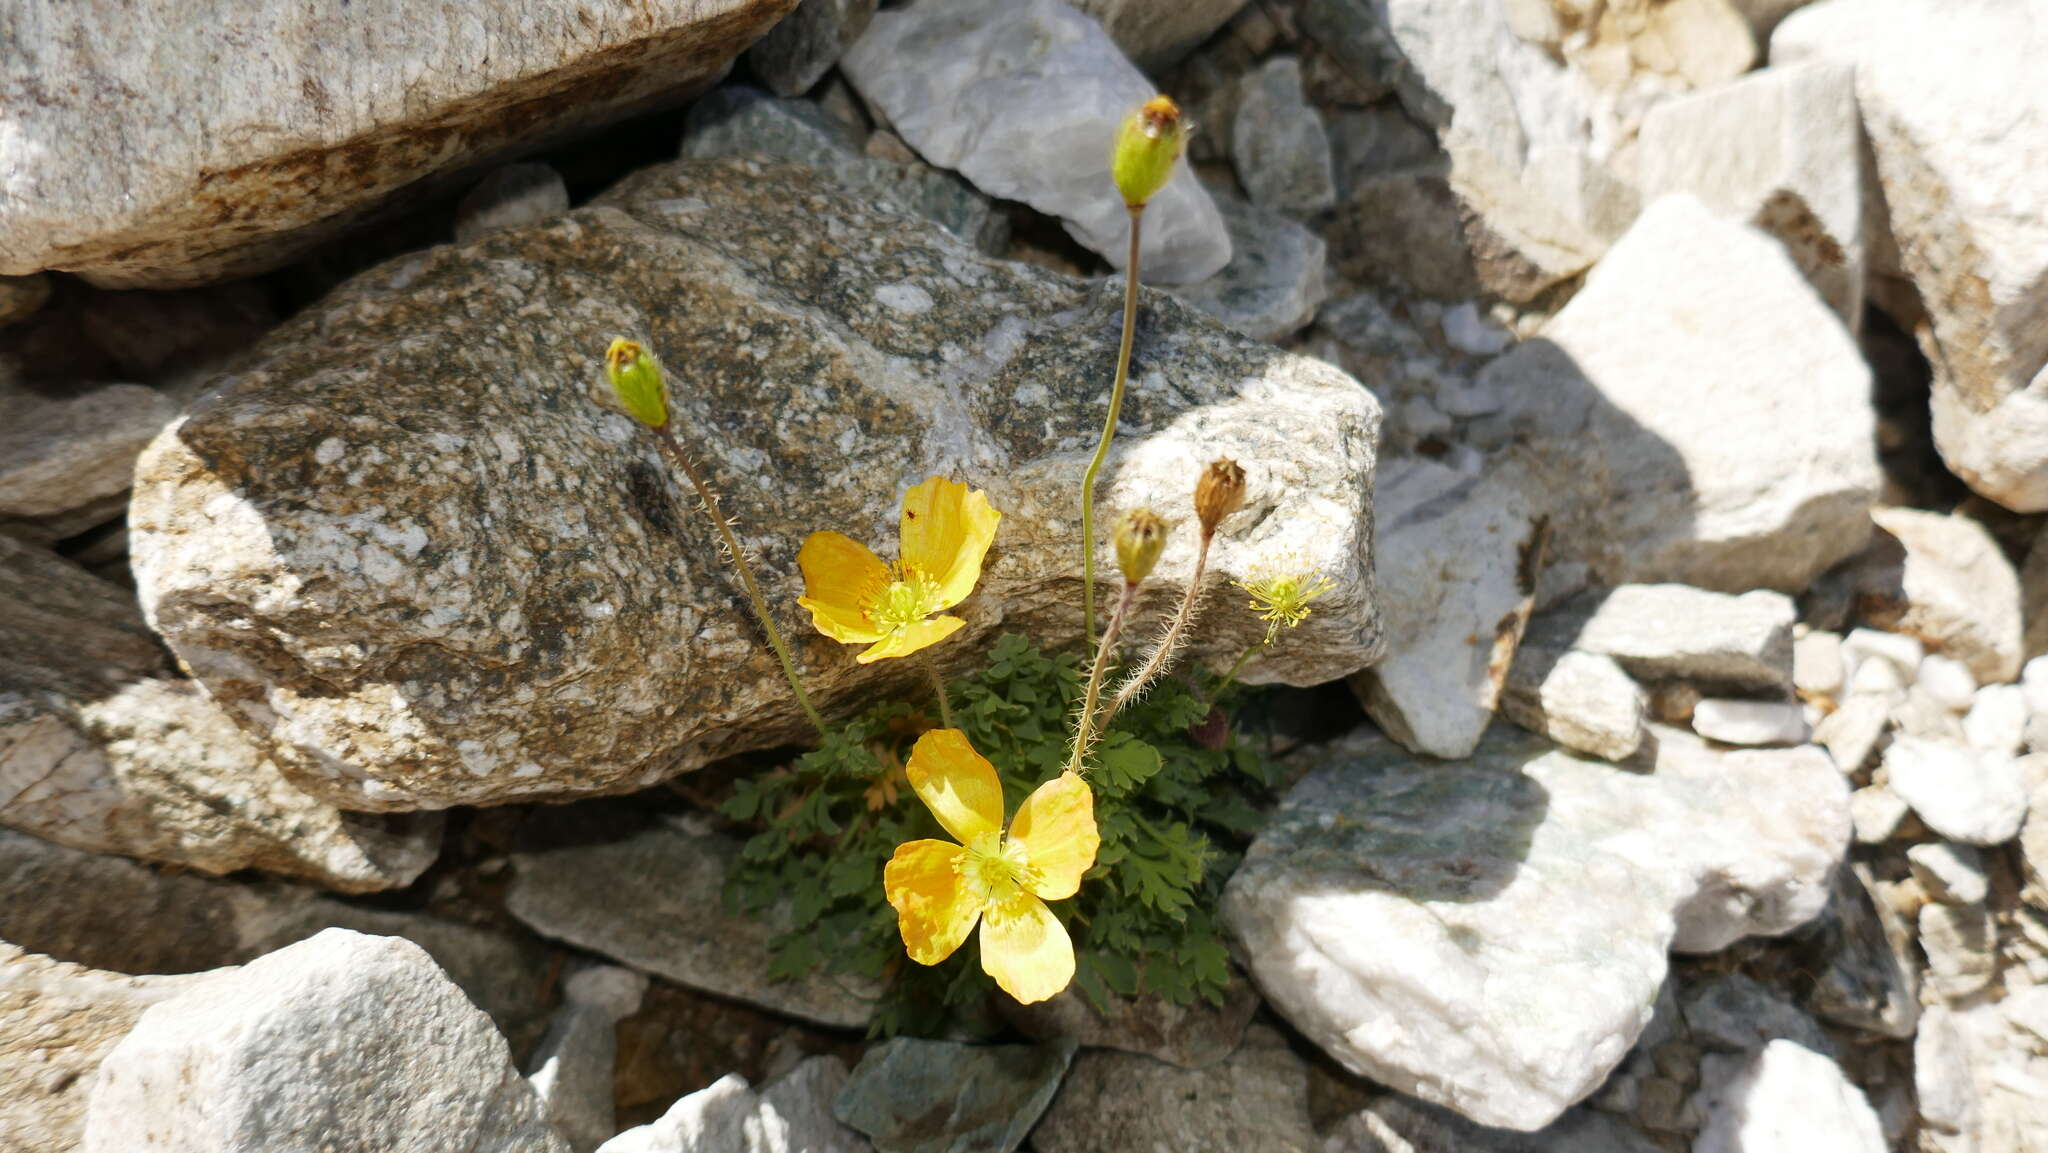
[1,536,441,890]
[455,165,572,245]
[1324,1096,1662,1153]
[998,976,1260,1069]
[129,158,1381,810]
[528,966,649,1153]
[1500,647,1645,763]
[1172,189,1327,343]
[1882,736,2028,845]
[0,378,179,542]
[747,0,876,97]
[840,0,1231,283]
[1863,507,2024,685]
[1806,864,1918,1038]
[599,1065,866,1153]
[1232,57,1338,218]
[1530,584,1795,691]
[504,803,877,1028]
[0,943,225,1153]
[1479,195,1879,593]
[1221,725,1849,1130]
[1692,1041,1884,1153]
[82,929,568,1153]
[1351,457,1542,759]
[1776,0,2048,511]
[1031,1027,1316,1153]
[1071,0,1250,70]
[832,1037,1073,1153]
[0,0,799,288]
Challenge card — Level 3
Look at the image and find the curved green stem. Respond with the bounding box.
[654,427,828,738]
[1068,579,1136,776]
[1207,643,1260,707]
[1081,206,1145,649]
[925,655,954,730]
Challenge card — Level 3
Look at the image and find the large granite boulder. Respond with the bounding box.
[0,0,797,289]
[129,157,1382,811]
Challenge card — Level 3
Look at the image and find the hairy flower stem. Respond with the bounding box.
[653,427,828,737]
[1080,207,1145,649]
[925,655,955,730]
[1067,579,1137,776]
[1108,529,1215,721]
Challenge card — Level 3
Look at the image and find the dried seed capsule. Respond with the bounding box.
[1194,457,1246,536]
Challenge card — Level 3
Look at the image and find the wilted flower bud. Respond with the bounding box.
[605,338,668,429]
[1194,457,1246,536]
[1111,96,1188,210]
[1113,507,1169,585]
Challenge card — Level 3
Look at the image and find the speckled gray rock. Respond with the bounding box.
[1172,189,1327,342]
[1350,457,1542,759]
[683,87,1006,253]
[0,944,226,1153]
[833,1037,1074,1153]
[1481,196,1879,593]
[455,164,572,245]
[1232,57,1337,218]
[1221,725,1848,1130]
[1864,507,2023,685]
[840,0,1231,283]
[1031,1027,1315,1153]
[1,536,441,891]
[0,377,179,542]
[761,1057,871,1153]
[129,157,1380,811]
[1071,0,1250,70]
[1324,1096,1662,1153]
[504,803,877,1028]
[0,0,798,289]
[1679,975,1831,1056]
[82,929,569,1153]
[747,0,876,96]
[1776,0,2048,512]
[1527,584,1795,692]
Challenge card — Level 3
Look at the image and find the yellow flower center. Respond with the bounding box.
[958,831,1035,908]
[870,568,943,632]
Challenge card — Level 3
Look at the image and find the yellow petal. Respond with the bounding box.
[905,728,1004,844]
[898,477,1001,611]
[979,891,1074,1004]
[855,615,966,663]
[797,531,889,644]
[884,839,982,966]
[1009,772,1099,901]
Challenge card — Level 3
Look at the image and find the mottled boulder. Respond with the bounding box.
[1,536,439,891]
[130,157,1382,811]
[0,0,798,288]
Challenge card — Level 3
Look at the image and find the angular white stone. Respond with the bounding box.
[1919,902,1996,1000]
[1917,655,1979,713]
[2023,655,2048,717]
[1692,699,1809,747]
[1882,736,2028,844]
[1172,188,1328,342]
[1776,0,2048,511]
[1868,507,2023,684]
[1500,647,1645,763]
[1848,785,1908,844]
[1965,684,2030,758]
[1842,627,1923,678]
[1906,842,1989,905]
[1481,196,1879,593]
[1693,1041,1884,1153]
[599,1074,785,1153]
[1539,584,1795,690]
[527,965,649,1153]
[1846,654,1907,697]
[1222,725,1848,1130]
[83,929,567,1153]
[1794,630,1846,698]
[1814,694,1890,774]
[840,0,1230,283]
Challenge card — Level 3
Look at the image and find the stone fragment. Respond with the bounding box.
[1846,655,1906,696]
[1531,584,1795,691]
[1441,302,1511,358]
[1919,902,1997,1000]
[82,929,568,1153]
[1806,865,1918,1039]
[1172,189,1327,342]
[1679,975,1831,1056]
[1913,1005,1978,1144]
[455,164,572,244]
[1794,631,1845,698]
[1481,197,1879,593]
[597,1071,838,1153]
[760,1057,869,1153]
[1842,627,1923,678]
[1,536,441,890]
[505,803,875,1028]
[1500,647,1645,763]
[832,1037,1074,1153]
[1324,1096,1661,1153]
[840,0,1230,283]
[1775,0,2048,511]
[1031,1027,1315,1153]
[1889,684,1967,744]
[1862,508,2023,684]
[1907,842,1990,905]
[1327,104,1442,200]
[1221,725,1848,1129]
[1918,655,1979,712]
[683,87,1005,254]
[1882,736,2028,845]
[747,0,876,96]
[1848,787,1907,843]
[528,966,650,1153]
[0,274,52,326]
[1351,458,1541,759]
[1231,57,1337,218]
[1814,694,1888,773]
[0,378,178,542]
[2025,654,2048,714]
[1692,1041,1883,1153]
[2026,782,2048,906]
[0,0,796,288]
[998,975,1259,1069]
[1692,700,1808,748]
[129,158,1379,810]
[1071,0,1251,70]
[1636,60,1864,328]
[1966,684,2030,757]
[0,943,224,1153]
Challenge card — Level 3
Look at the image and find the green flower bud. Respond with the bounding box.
[605,338,668,428]
[1113,507,1169,585]
[1111,96,1188,210]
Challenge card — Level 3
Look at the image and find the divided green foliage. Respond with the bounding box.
[721,634,1273,1035]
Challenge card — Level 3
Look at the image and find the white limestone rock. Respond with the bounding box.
[1692,1041,1884,1153]
[1865,507,2023,685]
[527,965,650,1153]
[1775,0,2048,512]
[1532,584,1795,691]
[1906,842,1989,905]
[1881,736,2028,845]
[1636,59,1864,328]
[82,929,568,1153]
[1814,694,1890,774]
[599,1074,783,1153]
[1221,725,1848,1130]
[1918,655,1979,712]
[455,164,572,244]
[1919,901,1996,1000]
[1500,647,1646,763]
[840,0,1230,283]
[1794,630,1845,698]
[1351,458,1542,759]
[1692,700,1809,748]
[1966,684,2030,758]
[1847,786,1908,844]
[1480,196,1880,593]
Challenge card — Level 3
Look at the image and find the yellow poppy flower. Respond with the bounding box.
[797,477,1000,664]
[883,729,1099,1004]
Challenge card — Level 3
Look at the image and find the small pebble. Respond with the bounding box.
[1916,655,1977,712]
[1692,699,1809,747]
[1905,842,1989,904]
[1844,628,1924,679]
[1442,301,1513,357]
[1794,630,1845,698]
[2022,655,2048,718]
[1850,786,1909,843]
[1848,656,1908,697]
[1964,684,2029,758]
